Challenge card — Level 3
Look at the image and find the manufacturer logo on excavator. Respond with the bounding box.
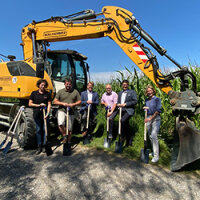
[43,30,67,38]
[132,43,148,63]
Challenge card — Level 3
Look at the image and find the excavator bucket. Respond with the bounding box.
[171,118,200,171]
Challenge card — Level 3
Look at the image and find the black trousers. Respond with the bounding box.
[110,110,132,144]
[105,110,118,136]
[121,111,132,142]
[81,110,97,133]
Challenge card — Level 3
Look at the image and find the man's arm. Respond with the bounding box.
[92,93,99,105]
[70,100,81,107]
[81,92,87,105]
[125,90,137,107]
[53,94,69,107]
[111,92,118,111]
[54,98,65,106]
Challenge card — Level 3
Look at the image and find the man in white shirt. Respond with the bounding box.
[117,80,137,147]
[80,82,99,143]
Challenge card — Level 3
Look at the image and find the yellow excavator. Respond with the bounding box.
[0,6,200,171]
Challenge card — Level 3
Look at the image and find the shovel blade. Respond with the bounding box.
[2,141,12,154]
[63,143,71,156]
[104,138,110,148]
[0,139,6,150]
[115,141,123,153]
[171,121,200,171]
[83,136,90,145]
[140,148,149,163]
[45,142,53,156]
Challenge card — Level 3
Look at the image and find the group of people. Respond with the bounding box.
[29,78,161,163]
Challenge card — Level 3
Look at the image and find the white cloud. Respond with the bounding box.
[90,70,130,83]
[89,66,181,83]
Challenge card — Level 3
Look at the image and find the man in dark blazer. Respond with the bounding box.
[117,80,137,146]
[80,82,99,143]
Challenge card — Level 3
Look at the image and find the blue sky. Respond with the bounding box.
[1,0,200,74]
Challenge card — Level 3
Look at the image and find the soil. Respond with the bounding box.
[0,133,200,200]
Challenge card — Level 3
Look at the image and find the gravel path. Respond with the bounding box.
[0,133,200,200]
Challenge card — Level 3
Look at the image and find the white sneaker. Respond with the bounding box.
[151,157,159,163]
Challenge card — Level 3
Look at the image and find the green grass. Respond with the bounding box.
[82,109,171,168]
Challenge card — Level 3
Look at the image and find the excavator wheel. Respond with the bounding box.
[16,108,37,149]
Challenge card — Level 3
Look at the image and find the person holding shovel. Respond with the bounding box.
[80,82,99,143]
[54,79,81,146]
[29,79,51,155]
[144,85,161,163]
[117,80,137,147]
[101,84,118,139]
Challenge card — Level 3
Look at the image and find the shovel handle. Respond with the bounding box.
[118,107,122,135]
[86,104,91,129]
[11,106,24,137]
[66,107,69,136]
[107,117,109,132]
[8,106,24,135]
[144,109,148,142]
[43,109,48,137]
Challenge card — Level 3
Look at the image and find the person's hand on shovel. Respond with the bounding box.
[87,100,92,104]
[107,111,112,117]
[42,107,49,119]
[117,103,126,107]
[63,103,70,107]
[40,103,46,107]
[106,105,112,117]
[44,111,50,119]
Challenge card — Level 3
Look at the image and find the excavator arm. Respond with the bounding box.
[21,6,200,171]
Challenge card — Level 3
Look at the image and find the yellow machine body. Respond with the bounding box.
[0,61,53,99]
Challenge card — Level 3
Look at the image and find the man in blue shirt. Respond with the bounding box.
[144,85,161,163]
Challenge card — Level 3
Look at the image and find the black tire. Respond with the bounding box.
[16,108,37,149]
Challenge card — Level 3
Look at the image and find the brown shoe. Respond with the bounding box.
[61,137,68,144]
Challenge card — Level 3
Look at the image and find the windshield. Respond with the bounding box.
[73,58,86,92]
[48,53,72,82]
[47,51,87,92]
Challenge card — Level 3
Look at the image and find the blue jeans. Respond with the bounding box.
[34,117,46,146]
[147,115,161,159]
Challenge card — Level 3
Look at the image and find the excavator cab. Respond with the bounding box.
[46,50,88,93]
